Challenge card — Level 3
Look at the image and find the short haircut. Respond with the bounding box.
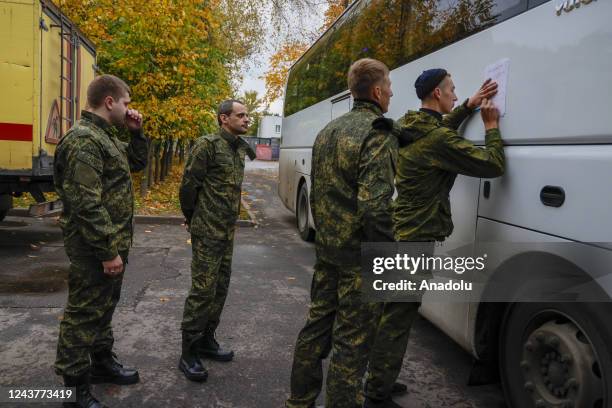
[347,58,389,99]
[217,99,245,126]
[86,74,130,109]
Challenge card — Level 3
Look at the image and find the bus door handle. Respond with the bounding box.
[483,181,491,199]
[540,186,565,207]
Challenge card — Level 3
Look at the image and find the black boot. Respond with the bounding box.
[198,330,234,362]
[90,351,139,385]
[62,374,108,408]
[391,381,408,396]
[179,333,208,382]
[363,397,404,408]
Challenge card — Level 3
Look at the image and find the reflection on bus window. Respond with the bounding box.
[284,0,528,117]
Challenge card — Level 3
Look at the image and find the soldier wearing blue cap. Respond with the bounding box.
[364,70,505,408]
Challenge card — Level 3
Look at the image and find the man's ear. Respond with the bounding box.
[432,87,442,100]
[372,85,382,101]
[104,96,114,111]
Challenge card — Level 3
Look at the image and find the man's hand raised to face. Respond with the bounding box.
[467,78,498,109]
[126,109,143,132]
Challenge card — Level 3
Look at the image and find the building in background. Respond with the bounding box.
[257,115,282,139]
[244,115,281,161]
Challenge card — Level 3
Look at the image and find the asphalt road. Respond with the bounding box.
[0,161,506,407]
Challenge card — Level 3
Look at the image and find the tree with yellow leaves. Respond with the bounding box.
[262,0,349,105]
[55,0,266,194]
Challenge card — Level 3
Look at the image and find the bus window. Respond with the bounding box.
[283,0,528,117]
[528,0,550,8]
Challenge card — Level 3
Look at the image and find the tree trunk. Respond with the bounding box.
[147,141,154,188]
[178,140,185,164]
[160,140,167,182]
[140,140,153,198]
[154,141,161,184]
[167,139,174,173]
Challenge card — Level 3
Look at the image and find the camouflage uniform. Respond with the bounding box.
[287,100,398,408]
[54,110,148,377]
[179,128,254,342]
[394,101,505,241]
[366,100,505,401]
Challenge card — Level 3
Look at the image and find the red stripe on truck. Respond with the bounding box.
[0,123,33,141]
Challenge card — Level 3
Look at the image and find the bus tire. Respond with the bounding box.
[0,209,7,222]
[296,182,315,242]
[499,302,611,408]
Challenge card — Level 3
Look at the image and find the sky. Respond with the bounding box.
[239,60,284,115]
[237,4,327,116]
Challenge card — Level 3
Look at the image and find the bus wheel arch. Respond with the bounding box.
[499,301,610,408]
[296,178,315,242]
[473,252,611,407]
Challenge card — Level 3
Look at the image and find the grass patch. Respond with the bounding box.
[133,166,183,215]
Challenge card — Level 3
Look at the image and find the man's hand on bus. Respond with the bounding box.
[480,98,500,130]
[102,255,124,276]
[467,78,498,109]
[126,108,143,132]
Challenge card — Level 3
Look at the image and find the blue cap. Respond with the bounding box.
[414,68,448,100]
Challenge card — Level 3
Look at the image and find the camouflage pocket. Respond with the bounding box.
[76,150,103,169]
[73,158,101,188]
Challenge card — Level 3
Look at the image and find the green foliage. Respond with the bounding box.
[56,0,266,142]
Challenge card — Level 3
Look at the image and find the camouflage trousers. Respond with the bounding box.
[365,301,420,401]
[365,241,434,400]
[181,236,234,339]
[55,251,126,377]
[286,256,381,408]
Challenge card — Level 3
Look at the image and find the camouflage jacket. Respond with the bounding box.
[179,128,255,241]
[310,99,398,264]
[394,100,505,242]
[54,111,148,260]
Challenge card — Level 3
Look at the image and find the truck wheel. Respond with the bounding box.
[296,182,315,242]
[500,302,611,408]
[0,194,11,222]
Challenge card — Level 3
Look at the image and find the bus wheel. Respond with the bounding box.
[0,209,7,222]
[296,182,314,242]
[500,302,611,408]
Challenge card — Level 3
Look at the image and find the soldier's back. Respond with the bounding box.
[311,105,381,260]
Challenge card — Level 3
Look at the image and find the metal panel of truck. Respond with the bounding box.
[0,0,36,174]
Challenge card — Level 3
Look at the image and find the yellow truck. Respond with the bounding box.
[0,0,96,220]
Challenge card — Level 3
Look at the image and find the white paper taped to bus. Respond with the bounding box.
[484,58,510,117]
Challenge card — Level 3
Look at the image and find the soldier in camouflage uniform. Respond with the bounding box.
[286,58,398,408]
[178,99,256,382]
[54,75,148,408]
[364,69,505,408]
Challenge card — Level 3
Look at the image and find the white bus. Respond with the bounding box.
[278,0,612,406]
